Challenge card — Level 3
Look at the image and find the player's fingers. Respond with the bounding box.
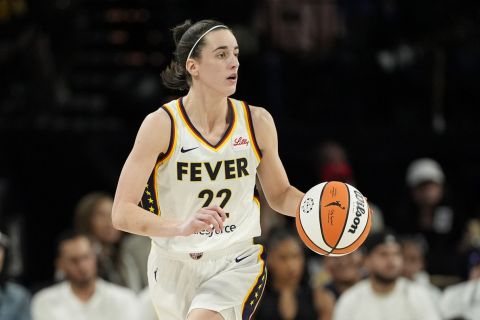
[200,209,224,230]
[212,205,228,221]
[204,205,227,222]
[198,212,220,232]
[194,221,211,232]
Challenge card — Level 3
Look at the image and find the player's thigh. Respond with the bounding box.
[187,308,225,320]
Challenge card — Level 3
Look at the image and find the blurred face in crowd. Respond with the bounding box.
[57,236,97,288]
[401,241,424,280]
[325,250,363,285]
[411,181,443,207]
[470,265,480,280]
[90,197,121,245]
[268,238,305,286]
[366,242,403,284]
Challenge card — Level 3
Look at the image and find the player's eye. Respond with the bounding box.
[217,52,226,59]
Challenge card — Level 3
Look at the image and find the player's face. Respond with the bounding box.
[366,242,403,284]
[190,29,239,96]
[267,238,305,285]
[58,236,97,287]
[325,250,363,283]
[401,242,424,280]
[90,197,122,245]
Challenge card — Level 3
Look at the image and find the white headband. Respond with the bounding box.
[186,25,227,63]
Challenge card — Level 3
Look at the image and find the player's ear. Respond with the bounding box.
[186,58,199,78]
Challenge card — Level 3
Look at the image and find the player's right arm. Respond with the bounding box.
[111,109,226,237]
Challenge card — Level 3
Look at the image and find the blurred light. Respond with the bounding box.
[110,30,129,45]
[55,0,71,10]
[149,52,165,67]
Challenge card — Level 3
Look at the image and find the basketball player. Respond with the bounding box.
[112,19,304,320]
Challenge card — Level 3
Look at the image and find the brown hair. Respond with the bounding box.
[74,192,112,235]
[161,19,229,91]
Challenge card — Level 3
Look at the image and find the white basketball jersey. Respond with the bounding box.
[140,97,262,253]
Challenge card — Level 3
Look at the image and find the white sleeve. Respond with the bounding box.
[409,284,441,320]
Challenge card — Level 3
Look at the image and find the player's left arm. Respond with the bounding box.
[252,106,304,217]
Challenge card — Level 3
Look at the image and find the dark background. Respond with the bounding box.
[0,0,479,288]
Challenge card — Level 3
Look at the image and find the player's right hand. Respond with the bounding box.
[178,205,228,236]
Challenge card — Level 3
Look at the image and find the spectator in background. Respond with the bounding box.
[392,158,465,276]
[400,235,441,306]
[255,227,322,319]
[0,230,31,320]
[315,250,364,320]
[316,141,384,232]
[74,192,149,292]
[32,231,138,320]
[439,249,480,320]
[333,231,440,320]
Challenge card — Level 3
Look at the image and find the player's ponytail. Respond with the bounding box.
[161,19,229,91]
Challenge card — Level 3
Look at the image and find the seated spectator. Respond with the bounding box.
[391,158,465,275]
[0,230,31,320]
[32,231,139,320]
[400,235,441,305]
[316,250,364,320]
[255,227,322,319]
[75,192,149,291]
[333,231,440,320]
[439,249,480,320]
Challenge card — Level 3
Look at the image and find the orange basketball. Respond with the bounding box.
[296,181,372,256]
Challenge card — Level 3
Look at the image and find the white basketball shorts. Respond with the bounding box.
[147,240,267,320]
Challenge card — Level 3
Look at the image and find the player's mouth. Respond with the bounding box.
[227,73,237,84]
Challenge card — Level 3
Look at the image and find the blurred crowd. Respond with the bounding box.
[1,146,480,320]
[1,0,480,319]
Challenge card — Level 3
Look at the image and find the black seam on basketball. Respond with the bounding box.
[242,101,263,159]
[298,210,329,255]
[334,203,370,251]
[318,182,330,252]
[329,183,350,253]
[179,97,235,149]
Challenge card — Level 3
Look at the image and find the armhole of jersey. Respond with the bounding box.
[241,101,263,161]
[156,104,176,165]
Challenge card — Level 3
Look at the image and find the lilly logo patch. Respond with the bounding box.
[232,135,250,151]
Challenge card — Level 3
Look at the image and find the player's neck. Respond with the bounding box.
[70,279,96,302]
[183,88,229,133]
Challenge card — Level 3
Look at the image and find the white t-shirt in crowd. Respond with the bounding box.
[32,279,139,320]
[138,287,157,320]
[333,278,440,320]
[440,279,480,320]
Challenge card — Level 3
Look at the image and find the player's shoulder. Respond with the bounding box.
[247,104,273,125]
[144,105,172,127]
